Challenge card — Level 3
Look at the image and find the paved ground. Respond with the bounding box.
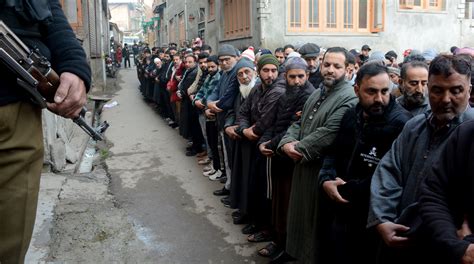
[26,67,264,263]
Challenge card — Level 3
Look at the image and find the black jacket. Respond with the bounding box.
[179,66,198,97]
[320,97,412,219]
[308,69,323,90]
[236,79,286,137]
[260,80,315,150]
[420,119,474,264]
[0,2,91,106]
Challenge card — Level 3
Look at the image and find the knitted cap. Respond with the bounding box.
[235,58,255,73]
[285,57,308,72]
[218,44,238,57]
[257,54,280,72]
[241,46,255,62]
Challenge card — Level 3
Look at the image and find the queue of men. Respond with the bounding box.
[134,42,474,264]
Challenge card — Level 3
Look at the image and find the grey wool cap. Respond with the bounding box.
[218,44,238,57]
[299,43,320,58]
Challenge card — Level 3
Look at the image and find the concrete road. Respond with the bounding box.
[102,68,264,263]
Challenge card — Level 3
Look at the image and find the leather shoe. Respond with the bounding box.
[213,187,230,196]
[233,214,248,225]
[220,196,231,207]
[242,224,259,234]
[219,176,227,183]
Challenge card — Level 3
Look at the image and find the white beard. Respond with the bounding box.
[239,78,256,98]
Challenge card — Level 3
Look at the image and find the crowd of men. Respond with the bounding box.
[133,41,474,264]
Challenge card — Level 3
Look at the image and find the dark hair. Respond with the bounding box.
[400,60,429,80]
[184,53,197,61]
[355,62,389,86]
[201,44,212,52]
[347,53,356,65]
[168,46,177,51]
[403,54,425,64]
[283,44,295,51]
[192,46,201,52]
[198,53,209,61]
[323,47,350,66]
[207,55,219,65]
[429,54,472,80]
[275,47,284,54]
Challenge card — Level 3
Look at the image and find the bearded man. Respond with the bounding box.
[278,47,358,263]
[397,61,430,116]
[319,62,411,264]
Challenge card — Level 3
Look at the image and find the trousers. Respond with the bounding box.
[0,102,44,264]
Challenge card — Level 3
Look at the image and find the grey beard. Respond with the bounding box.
[239,78,256,98]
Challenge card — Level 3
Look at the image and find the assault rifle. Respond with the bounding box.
[0,20,107,141]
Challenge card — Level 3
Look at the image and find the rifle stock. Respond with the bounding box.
[0,20,107,141]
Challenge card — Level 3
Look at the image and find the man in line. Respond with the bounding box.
[207,44,240,195]
[368,54,474,263]
[257,57,315,260]
[231,55,285,239]
[320,63,411,264]
[278,47,358,263]
[177,54,202,156]
[193,56,223,177]
[420,118,474,264]
[299,43,323,89]
[397,60,431,116]
[215,58,257,199]
[0,2,91,262]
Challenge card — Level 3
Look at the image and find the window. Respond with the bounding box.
[169,18,176,44]
[60,0,83,28]
[287,0,385,33]
[178,12,185,46]
[209,0,215,21]
[399,0,445,11]
[223,0,251,39]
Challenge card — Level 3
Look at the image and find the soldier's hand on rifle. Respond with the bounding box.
[47,72,87,119]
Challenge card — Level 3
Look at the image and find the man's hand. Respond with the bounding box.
[225,125,241,140]
[47,72,87,118]
[243,126,259,141]
[207,101,223,113]
[195,100,205,109]
[282,141,303,161]
[259,140,274,156]
[458,216,472,240]
[205,108,215,118]
[176,90,183,99]
[322,177,349,203]
[376,222,411,248]
[462,244,474,264]
[189,94,195,101]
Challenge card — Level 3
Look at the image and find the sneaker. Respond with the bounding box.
[203,165,213,172]
[209,170,224,181]
[203,168,217,177]
[198,157,211,165]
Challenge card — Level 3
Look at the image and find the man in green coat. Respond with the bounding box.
[277,47,358,263]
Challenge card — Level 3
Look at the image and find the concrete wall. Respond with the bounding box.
[110,4,131,31]
[259,0,474,55]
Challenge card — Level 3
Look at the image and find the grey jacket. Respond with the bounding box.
[367,108,474,228]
